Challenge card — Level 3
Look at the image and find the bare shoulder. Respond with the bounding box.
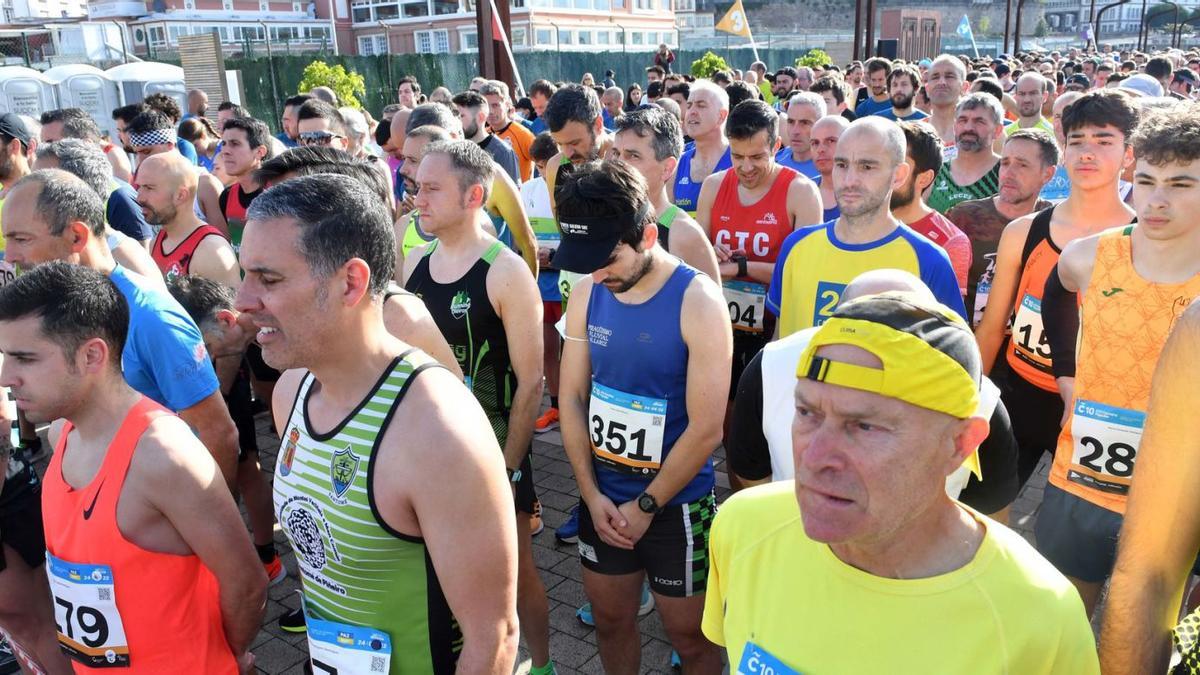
[384,290,430,322]
[682,269,726,313]
[132,414,216,480]
[999,212,1036,244]
[700,169,727,192]
[381,365,499,472]
[271,368,307,431]
[788,172,820,194]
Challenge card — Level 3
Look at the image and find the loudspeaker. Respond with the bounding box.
[876,39,899,59]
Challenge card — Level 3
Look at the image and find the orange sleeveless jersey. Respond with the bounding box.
[709,166,797,267]
[1049,228,1200,513]
[42,397,237,673]
[1006,213,1062,392]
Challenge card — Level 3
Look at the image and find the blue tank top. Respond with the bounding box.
[586,262,714,505]
[673,146,731,215]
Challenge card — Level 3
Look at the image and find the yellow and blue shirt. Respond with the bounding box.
[766,220,967,338]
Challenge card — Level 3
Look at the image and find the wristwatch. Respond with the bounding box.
[732,253,749,278]
[506,467,523,483]
[637,491,662,515]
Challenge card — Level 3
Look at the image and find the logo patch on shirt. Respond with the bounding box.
[450,290,471,320]
[279,427,300,477]
[330,446,360,504]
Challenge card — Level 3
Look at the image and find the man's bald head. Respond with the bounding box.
[135,152,197,227]
[390,108,411,147]
[840,117,907,168]
[139,152,197,194]
[812,115,851,136]
[843,269,932,303]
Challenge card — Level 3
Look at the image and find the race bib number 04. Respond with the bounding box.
[1012,293,1052,370]
[307,614,392,675]
[738,641,800,675]
[1068,398,1145,496]
[723,280,767,333]
[45,553,130,668]
[589,381,667,475]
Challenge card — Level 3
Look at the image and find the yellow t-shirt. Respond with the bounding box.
[702,482,1099,675]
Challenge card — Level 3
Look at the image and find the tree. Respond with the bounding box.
[298,61,367,109]
[691,51,731,79]
[978,16,991,35]
[1034,16,1049,38]
[796,48,833,69]
[1147,2,1181,30]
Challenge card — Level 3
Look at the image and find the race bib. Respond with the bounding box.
[738,641,800,675]
[1068,399,1145,495]
[723,280,767,333]
[972,253,996,328]
[1011,294,1052,371]
[0,259,16,288]
[589,381,667,475]
[45,553,130,668]
[307,614,392,675]
[531,217,560,252]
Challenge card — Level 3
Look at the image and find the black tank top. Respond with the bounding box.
[404,240,514,443]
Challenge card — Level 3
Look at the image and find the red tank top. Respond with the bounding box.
[710,166,796,266]
[41,398,237,674]
[151,223,226,283]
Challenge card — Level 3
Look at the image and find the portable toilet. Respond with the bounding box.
[44,64,122,141]
[106,62,186,111]
[0,67,56,118]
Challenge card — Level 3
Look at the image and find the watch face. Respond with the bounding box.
[639,494,656,512]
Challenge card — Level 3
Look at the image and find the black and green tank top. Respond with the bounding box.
[657,204,680,250]
[404,240,514,444]
[927,161,1001,214]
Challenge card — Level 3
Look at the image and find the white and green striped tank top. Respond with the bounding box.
[273,350,462,674]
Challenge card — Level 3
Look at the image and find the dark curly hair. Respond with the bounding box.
[1131,104,1200,167]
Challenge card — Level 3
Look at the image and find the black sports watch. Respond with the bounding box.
[732,253,749,278]
[637,491,662,515]
[506,467,523,483]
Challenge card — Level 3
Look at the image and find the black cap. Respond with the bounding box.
[1174,68,1197,85]
[0,113,30,147]
[553,202,650,275]
[1066,74,1091,89]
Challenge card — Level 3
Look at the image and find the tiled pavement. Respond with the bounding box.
[242,405,1052,674]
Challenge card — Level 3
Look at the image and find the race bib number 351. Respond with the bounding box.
[589,382,667,475]
[45,553,130,668]
[1068,399,1145,496]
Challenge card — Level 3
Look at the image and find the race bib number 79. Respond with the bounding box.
[589,382,667,475]
[45,553,130,668]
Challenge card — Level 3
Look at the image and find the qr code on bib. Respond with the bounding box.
[652,416,663,427]
[371,656,386,672]
[98,588,111,601]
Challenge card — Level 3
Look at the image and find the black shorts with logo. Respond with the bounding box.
[0,466,44,573]
[577,492,715,597]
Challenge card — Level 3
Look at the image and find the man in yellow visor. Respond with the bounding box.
[702,291,1099,675]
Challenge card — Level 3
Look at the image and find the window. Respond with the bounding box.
[260,1,269,9]
[375,3,398,18]
[432,0,457,13]
[168,25,188,41]
[148,25,166,44]
[293,1,301,9]
[558,28,572,44]
[632,30,643,44]
[402,0,429,17]
[535,27,552,44]
[358,33,388,53]
[222,0,232,8]
[352,4,372,21]
[415,28,449,53]
[578,29,591,44]
[183,0,194,8]
[593,0,610,9]
[597,30,609,44]
[572,0,588,8]
[512,27,526,45]
[460,29,477,51]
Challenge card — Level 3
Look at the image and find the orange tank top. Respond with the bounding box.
[1049,227,1200,514]
[41,397,237,673]
[1006,207,1064,391]
[150,223,226,284]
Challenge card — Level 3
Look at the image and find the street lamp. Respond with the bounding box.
[1140,3,1174,50]
[1094,0,1133,47]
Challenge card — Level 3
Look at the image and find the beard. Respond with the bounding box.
[604,251,654,294]
[463,118,480,139]
[141,201,178,226]
[891,92,915,110]
[956,131,985,153]
[838,185,890,219]
[889,177,916,209]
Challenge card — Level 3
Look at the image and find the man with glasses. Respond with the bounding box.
[296,99,350,151]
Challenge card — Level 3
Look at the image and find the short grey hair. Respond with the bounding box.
[479,80,510,101]
[931,53,967,81]
[247,173,396,296]
[406,102,462,136]
[338,107,369,142]
[688,79,730,111]
[788,91,828,118]
[36,139,113,198]
[956,92,1004,126]
[615,106,684,160]
[14,169,105,236]
[846,116,907,168]
[422,139,495,203]
[406,124,449,145]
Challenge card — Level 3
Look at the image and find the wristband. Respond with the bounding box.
[735,255,749,278]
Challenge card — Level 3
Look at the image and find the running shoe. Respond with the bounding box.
[534,408,559,433]
[278,606,307,633]
[264,555,288,586]
[576,585,654,626]
[530,500,545,536]
[555,504,579,544]
[671,650,681,670]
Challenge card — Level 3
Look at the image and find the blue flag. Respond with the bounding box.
[957,15,974,41]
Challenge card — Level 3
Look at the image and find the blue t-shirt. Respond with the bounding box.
[601,109,617,131]
[854,96,892,118]
[176,138,199,165]
[773,148,820,180]
[110,265,220,411]
[274,131,299,149]
[106,180,153,242]
[529,116,548,135]
[875,108,930,121]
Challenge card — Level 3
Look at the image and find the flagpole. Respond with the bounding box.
[488,0,525,99]
[747,29,760,63]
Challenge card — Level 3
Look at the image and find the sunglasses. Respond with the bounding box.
[298,131,344,146]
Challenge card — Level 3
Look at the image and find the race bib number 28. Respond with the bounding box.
[589,382,667,475]
[45,553,130,668]
[1068,399,1145,496]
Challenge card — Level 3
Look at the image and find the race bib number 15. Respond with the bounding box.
[45,553,130,668]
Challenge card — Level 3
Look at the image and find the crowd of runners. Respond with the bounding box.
[0,42,1197,674]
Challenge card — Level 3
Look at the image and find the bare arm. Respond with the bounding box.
[558,276,600,502]
[112,234,168,290]
[490,254,545,471]
[197,176,229,238]
[139,417,265,661]
[378,370,519,673]
[694,172,723,243]
[106,146,133,184]
[382,295,464,381]
[1100,305,1200,674]
[974,216,1031,374]
[667,213,721,281]
[400,242,430,287]
[190,237,242,289]
[787,175,824,230]
[486,168,539,278]
[393,211,413,278]
[177,391,239,488]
